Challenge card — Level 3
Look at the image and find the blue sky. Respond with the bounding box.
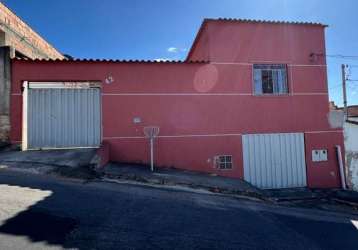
[3,0,358,106]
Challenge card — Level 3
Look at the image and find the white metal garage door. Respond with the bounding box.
[242,133,307,189]
[23,82,101,150]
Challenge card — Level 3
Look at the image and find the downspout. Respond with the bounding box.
[336,145,347,189]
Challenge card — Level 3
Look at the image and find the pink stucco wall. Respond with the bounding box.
[187,20,326,65]
[10,20,344,188]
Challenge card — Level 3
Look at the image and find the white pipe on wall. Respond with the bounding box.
[21,81,28,151]
[150,138,154,172]
[336,145,347,189]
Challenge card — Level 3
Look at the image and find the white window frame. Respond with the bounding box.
[214,155,233,170]
[252,64,289,95]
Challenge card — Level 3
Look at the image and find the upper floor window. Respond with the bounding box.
[253,64,288,95]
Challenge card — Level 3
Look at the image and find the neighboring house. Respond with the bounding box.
[9,18,345,189]
[0,2,63,142]
[330,102,358,190]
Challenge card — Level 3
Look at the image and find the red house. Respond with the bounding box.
[9,19,344,189]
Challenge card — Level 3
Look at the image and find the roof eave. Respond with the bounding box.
[12,57,209,64]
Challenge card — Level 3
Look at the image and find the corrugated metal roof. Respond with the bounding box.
[13,57,209,64]
[207,18,327,27]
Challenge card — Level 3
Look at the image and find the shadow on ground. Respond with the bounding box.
[0,185,79,249]
[0,170,107,249]
[0,210,77,246]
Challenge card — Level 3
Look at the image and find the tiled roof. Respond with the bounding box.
[206,18,327,27]
[13,57,209,64]
[347,105,358,117]
[331,105,358,117]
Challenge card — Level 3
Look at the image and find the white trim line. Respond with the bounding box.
[305,130,343,134]
[159,133,242,138]
[15,131,343,142]
[211,62,251,66]
[102,92,328,96]
[103,130,343,140]
[14,131,342,143]
[289,64,327,67]
[102,93,252,96]
[293,92,328,95]
[11,93,22,96]
[103,133,242,140]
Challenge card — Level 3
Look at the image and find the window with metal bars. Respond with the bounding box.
[214,155,233,169]
[253,64,288,95]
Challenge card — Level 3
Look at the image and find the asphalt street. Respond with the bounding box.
[0,169,357,250]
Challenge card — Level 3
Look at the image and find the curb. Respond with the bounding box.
[100,177,266,203]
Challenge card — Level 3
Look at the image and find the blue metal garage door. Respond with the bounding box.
[25,82,101,149]
[242,133,307,189]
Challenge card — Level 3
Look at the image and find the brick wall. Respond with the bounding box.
[0,2,63,59]
[0,3,64,142]
[0,47,11,142]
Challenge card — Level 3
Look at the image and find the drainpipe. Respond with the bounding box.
[150,137,154,172]
[336,145,347,189]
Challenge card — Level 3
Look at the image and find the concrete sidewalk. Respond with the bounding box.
[266,186,358,204]
[0,148,97,167]
[1,149,357,214]
[101,163,358,214]
[102,163,266,200]
[0,148,100,179]
[260,187,358,215]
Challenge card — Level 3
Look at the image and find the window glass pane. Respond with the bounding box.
[272,70,278,93]
[254,69,263,94]
[253,64,287,94]
[279,68,288,93]
[262,70,273,94]
[276,68,288,94]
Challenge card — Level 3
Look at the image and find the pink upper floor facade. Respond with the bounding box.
[10,19,344,188]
